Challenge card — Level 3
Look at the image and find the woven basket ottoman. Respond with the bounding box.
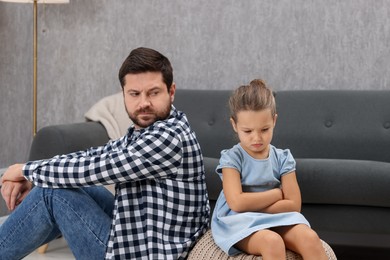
[188,230,337,260]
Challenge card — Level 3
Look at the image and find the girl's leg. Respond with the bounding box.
[273,224,328,260]
[235,229,286,260]
[0,186,114,260]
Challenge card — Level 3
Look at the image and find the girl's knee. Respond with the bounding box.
[262,231,284,248]
[236,230,285,257]
[260,231,285,258]
[234,231,286,259]
[299,229,326,256]
[292,224,321,243]
[302,228,321,245]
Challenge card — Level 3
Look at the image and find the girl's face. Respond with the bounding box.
[231,109,277,159]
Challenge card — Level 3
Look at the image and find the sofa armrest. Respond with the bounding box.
[28,122,110,161]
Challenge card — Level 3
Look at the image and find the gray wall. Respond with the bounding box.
[1,0,390,168]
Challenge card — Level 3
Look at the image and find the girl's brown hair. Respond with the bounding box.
[229,79,276,122]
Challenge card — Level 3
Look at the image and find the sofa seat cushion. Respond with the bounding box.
[296,158,390,207]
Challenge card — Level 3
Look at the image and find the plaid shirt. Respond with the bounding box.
[23,106,210,259]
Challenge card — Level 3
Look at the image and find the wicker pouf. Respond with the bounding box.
[188,229,337,260]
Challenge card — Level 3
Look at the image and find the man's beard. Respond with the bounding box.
[128,103,171,129]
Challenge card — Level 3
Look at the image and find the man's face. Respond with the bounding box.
[123,72,175,129]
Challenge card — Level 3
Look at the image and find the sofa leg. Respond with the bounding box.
[37,243,49,254]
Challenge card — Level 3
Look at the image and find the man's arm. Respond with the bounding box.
[23,127,183,189]
[0,139,118,210]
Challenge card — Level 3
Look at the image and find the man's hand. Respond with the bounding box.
[1,164,26,183]
[1,164,32,211]
[1,181,32,211]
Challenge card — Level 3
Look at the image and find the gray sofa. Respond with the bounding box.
[29,89,390,258]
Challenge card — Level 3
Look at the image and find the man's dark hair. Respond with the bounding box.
[118,47,173,90]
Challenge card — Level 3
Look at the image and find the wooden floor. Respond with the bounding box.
[23,238,74,260]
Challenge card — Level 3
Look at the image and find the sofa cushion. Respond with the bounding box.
[174,89,236,158]
[296,158,390,207]
[273,90,390,163]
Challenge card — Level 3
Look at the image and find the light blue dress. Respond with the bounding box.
[211,144,310,256]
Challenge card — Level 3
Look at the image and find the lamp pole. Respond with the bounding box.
[1,0,69,136]
[33,0,37,136]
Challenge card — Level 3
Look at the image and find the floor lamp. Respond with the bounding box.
[0,0,69,136]
[0,0,69,254]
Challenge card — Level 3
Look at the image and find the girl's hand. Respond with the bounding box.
[262,172,302,213]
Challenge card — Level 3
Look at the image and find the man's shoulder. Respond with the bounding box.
[145,110,190,137]
[164,107,190,131]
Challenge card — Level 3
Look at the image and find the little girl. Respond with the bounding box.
[211,79,328,259]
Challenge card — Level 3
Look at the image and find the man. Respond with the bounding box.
[0,47,210,259]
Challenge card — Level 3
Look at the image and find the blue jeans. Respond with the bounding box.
[0,186,115,260]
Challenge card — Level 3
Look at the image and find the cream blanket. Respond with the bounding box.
[85,92,132,140]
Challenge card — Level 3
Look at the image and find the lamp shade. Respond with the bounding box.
[0,0,69,3]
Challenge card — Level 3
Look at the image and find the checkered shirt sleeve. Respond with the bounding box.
[23,125,183,188]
